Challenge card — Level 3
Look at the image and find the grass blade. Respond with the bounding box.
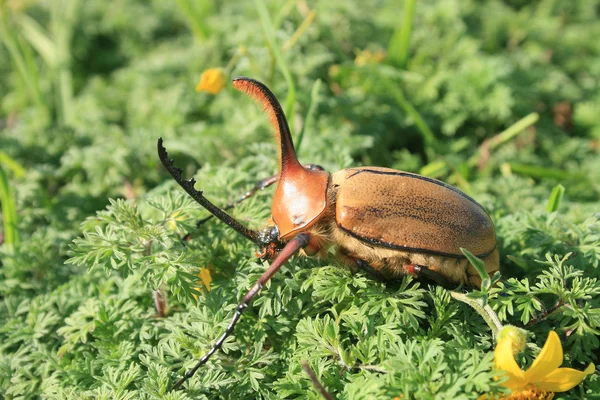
[388,0,416,69]
[390,85,438,152]
[174,0,213,40]
[0,151,26,177]
[509,163,585,181]
[0,2,47,113]
[0,163,19,252]
[254,0,296,128]
[295,79,321,155]
[460,247,489,281]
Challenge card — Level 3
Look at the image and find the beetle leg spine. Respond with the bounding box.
[158,138,262,246]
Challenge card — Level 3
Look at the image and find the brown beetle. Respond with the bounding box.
[158,77,498,388]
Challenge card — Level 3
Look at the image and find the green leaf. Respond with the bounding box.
[460,248,489,281]
[546,184,565,212]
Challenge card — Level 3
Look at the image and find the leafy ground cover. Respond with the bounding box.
[1,0,599,398]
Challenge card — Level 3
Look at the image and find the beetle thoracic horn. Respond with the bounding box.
[232,77,303,176]
[233,77,330,239]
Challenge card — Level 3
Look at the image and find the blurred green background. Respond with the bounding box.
[1,0,600,399]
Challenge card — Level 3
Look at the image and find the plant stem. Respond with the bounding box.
[255,0,296,129]
[451,292,503,337]
[282,10,317,52]
[468,112,539,168]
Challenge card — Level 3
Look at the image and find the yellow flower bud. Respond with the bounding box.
[498,325,527,355]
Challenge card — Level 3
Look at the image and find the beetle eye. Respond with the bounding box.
[270,226,279,240]
[307,164,325,171]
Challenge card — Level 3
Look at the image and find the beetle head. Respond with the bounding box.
[233,77,329,240]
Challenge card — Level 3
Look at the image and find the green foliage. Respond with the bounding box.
[1,0,599,398]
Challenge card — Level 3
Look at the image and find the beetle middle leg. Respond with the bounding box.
[355,259,387,281]
[336,248,387,281]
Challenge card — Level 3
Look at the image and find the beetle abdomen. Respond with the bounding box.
[332,167,496,258]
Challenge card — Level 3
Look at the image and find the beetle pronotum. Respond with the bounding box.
[158,77,498,389]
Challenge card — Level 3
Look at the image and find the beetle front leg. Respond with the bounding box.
[181,164,325,244]
[172,233,310,390]
[158,138,263,246]
[180,174,279,244]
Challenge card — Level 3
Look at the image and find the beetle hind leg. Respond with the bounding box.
[335,245,458,288]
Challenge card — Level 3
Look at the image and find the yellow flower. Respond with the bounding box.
[354,49,386,66]
[493,330,595,399]
[199,267,212,291]
[196,68,226,94]
[193,266,212,300]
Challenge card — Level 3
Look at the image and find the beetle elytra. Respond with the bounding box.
[158,77,498,388]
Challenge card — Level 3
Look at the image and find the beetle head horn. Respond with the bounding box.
[233,77,329,239]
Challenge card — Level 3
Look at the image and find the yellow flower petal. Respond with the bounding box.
[196,68,226,94]
[495,335,526,389]
[524,331,563,382]
[536,363,595,392]
[198,267,212,291]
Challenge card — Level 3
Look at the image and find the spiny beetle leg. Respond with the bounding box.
[337,248,387,282]
[157,138,262,246]
[406,264,454,289]
[180,164,325,244]
[171,233,310,391]
[179,174,278,244]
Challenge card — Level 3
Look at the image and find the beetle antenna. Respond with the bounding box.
[172,233,311,390]
[157,138,262,246]
[232,77,302,175]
